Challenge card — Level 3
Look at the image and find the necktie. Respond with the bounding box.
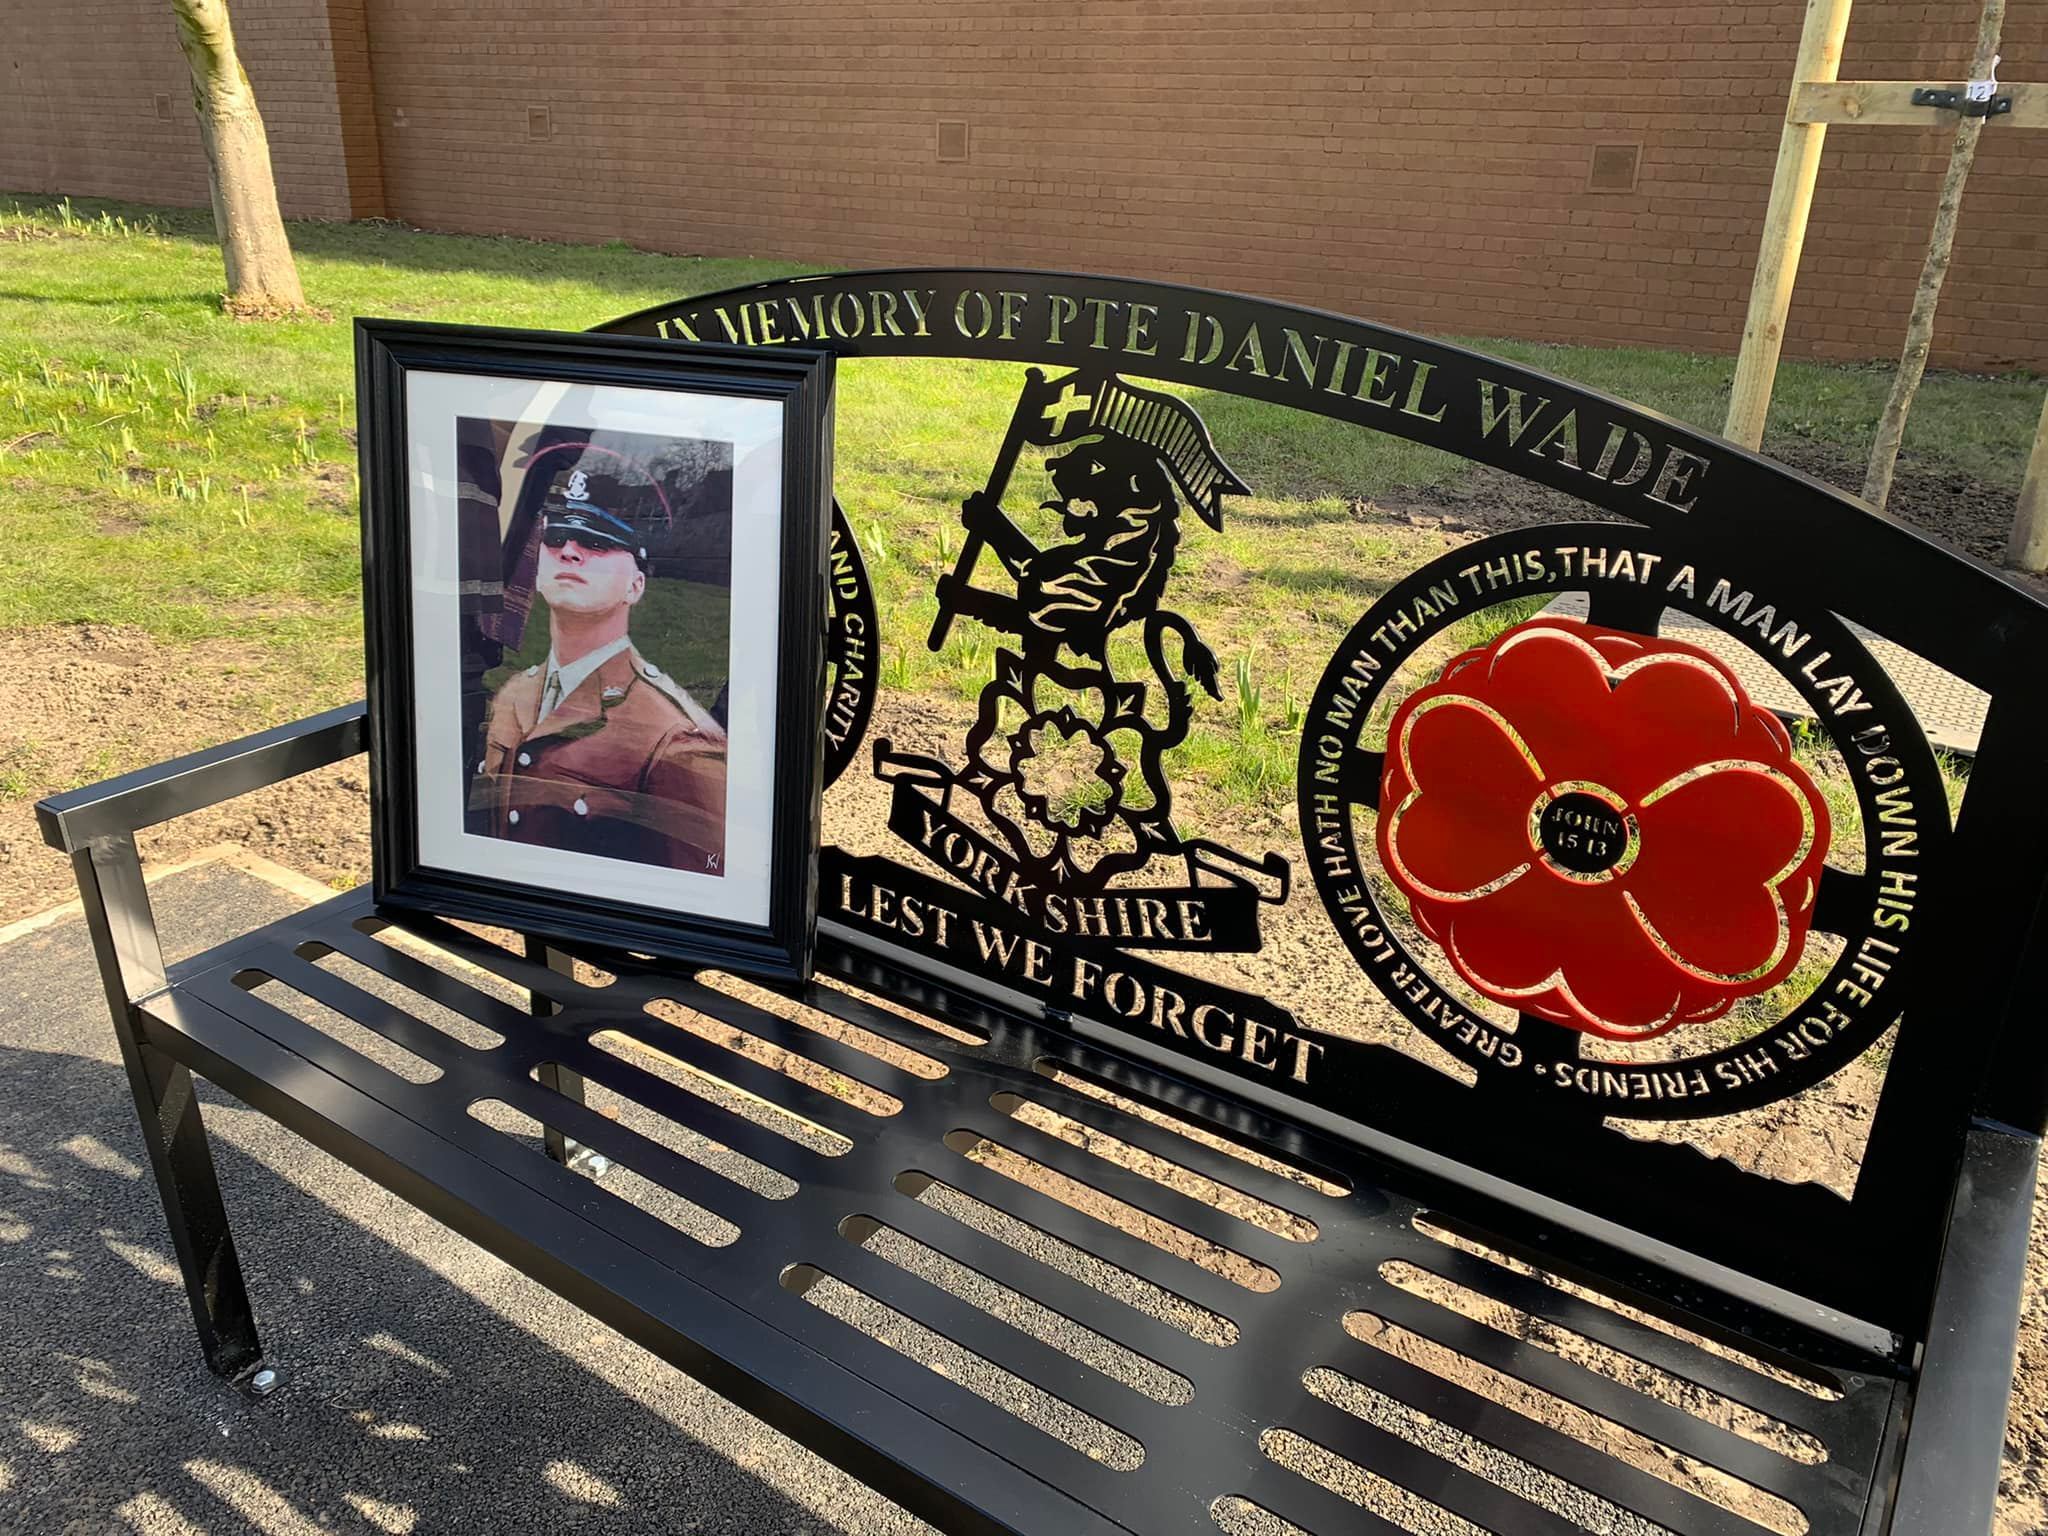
[542,672,562,719]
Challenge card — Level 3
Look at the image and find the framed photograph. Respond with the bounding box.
[355,320,834,980]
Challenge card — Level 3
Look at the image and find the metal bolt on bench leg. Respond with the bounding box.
[246,1366,280,1396]
[552,1135,613,1178]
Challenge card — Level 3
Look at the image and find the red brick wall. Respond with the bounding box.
[6,1,2045,369]
[352,0,2048,368]
[323,0,386,219]
[0,0,362,221]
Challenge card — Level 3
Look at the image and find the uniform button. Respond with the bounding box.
[525,665,539,676]
[517,751,531,767]
[508,810,521,826]
[476,760,486,775]
[644,663,661,677]
[573,798,589,817]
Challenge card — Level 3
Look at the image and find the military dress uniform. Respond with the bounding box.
[472,645,727,873]
[467,467,727,874]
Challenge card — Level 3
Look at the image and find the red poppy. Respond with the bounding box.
[1376,618,1830,1040]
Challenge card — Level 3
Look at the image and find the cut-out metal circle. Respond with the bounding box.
[1299,523,1948,1117]
[1531,785,1639,879]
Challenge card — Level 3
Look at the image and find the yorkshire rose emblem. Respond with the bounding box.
[1376,618,1831,1040]
[881,367,1290,932]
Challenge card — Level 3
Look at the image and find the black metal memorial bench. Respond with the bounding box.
[38,271,2048,1536]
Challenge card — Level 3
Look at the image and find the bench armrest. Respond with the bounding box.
[36,702,368,854]
[1886,1121,2038,1535]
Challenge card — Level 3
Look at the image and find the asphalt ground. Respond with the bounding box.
[0,859,930,1536]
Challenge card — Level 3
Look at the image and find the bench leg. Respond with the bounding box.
[523,937,588,1165]
[124,1033,267,1381]
[73,837,265,1384]
[536,1062,589,1164]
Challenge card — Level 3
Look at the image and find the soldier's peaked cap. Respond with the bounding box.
[540,464,651,565]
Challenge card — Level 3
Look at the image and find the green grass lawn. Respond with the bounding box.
[2,192,2035,823]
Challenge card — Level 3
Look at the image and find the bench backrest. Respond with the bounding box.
[601,271,2048,1346]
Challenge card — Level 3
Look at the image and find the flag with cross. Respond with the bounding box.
[928,367,1250,648]
[1023,370,1248,525]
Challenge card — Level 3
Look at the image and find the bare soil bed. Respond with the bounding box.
[1380,435,2048,606]
[0,625,368,926]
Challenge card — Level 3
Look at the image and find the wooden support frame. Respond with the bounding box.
[1724,0,1857,453]
[1791,79,2048,128]
[1723,1,2044,455]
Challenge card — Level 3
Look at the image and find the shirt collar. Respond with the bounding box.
[540,635,632,719]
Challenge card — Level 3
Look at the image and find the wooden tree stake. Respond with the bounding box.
[1725,0,1858,451]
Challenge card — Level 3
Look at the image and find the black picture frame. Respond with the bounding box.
[355,319,834,981]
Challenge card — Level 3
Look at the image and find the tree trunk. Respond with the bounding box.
[1861,0,2003,508]
[170,0,307,313]
[2009,389,2048,573]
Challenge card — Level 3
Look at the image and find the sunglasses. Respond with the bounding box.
[540,528,632,554]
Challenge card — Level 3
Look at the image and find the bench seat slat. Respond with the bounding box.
[180,964,467,1108]
[1042,1044,1352,1203]
[804,974,993,1057]
[922,1141,1266,1323]
[763,1263,1156,1512]
[877,1183,1231,1378]
[1233,1455,1452,1536]
[1006,1070,1337,1224]
[1378,1220,1864,1445]
[820,1229,1192,1441]
[1277,1390,1600,1536]
[490,1071,785,1235]
[588,1005,911,1143]
[958,1105,1311,1273]
[254,947,510,1076]
[179,966,820,1278]
[1321,1330,1794,1536]
[1360,1265,1841,1504]
[660,971,941,1092]
[540,1029,837,1186]
[317,923,538,1035]
[367,912,600,1003]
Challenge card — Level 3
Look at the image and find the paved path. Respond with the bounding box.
[1545,593,1990,756]
[0,858,927,1536]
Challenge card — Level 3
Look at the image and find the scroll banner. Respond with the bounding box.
[824,846,1387,1107]
[883,778,1268,952]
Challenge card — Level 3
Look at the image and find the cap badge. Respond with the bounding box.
[566,469,590,501]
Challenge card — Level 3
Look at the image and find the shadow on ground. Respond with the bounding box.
[0,862,925,1536]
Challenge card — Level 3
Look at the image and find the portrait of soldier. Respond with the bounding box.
[467,461,729,874]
